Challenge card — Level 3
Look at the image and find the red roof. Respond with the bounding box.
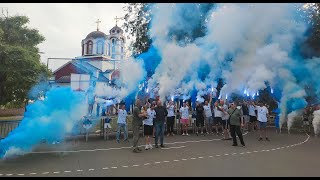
[53,62,87,83]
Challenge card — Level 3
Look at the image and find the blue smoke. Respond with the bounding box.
[191,87,197,109]
[136,45,162,77]
[0,87,86,158]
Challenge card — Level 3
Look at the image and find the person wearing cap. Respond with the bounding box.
[227,102,245,147]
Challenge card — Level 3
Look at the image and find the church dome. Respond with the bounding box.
[85,30,107,39]
[109,25,123,34]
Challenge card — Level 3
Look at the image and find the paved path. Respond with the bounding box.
[0,129,319,177]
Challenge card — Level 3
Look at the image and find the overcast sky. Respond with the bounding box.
[2,3,129,71]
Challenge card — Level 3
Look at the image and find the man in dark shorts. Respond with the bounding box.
[248,101,257,132]
[213,100,223,135]
[195,101,205,135]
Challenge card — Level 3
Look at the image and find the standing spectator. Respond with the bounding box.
[203,100,214,134]
[195,101,205,135]
[144,103,156,150]
[166,100,176,136]
[221,100,231,140]
[180,102,190,136]
[257,102,270,141]
[241,101,250,131]
[86,82,96,116]
[132,99,147,153]
[116,104,128,143]
[302,106,313,133]
[248,101,258,132]
[228,102,245,147]
[154,100,168,148]
[213,100,223,135]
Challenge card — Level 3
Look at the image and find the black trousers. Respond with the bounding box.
[230,125,245,145]
[167,116,175,134]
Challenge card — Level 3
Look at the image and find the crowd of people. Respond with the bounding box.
[108,95,275,153]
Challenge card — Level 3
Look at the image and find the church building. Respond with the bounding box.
[52,18,126,90]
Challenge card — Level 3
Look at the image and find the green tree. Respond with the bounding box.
[123,3,152,56]
[123,3,215,56]
[0,15,49,106]
[301,3,320,57]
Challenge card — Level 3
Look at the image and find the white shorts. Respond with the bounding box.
[104,123,112,129]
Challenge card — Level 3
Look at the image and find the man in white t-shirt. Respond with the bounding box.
[203,100,213,134]
[221,100,232,140]
[116,104,128,143]
[257,102,269,141]
[144,103,156,150]
[180,102,190,136]
[248,101,257,132]
[213,101,223,135]
[166,100,176,136]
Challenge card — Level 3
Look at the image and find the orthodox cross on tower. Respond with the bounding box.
[95,19,101,31]
[114,16,122,26]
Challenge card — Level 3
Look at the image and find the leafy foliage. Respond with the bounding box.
[0,15,49,105]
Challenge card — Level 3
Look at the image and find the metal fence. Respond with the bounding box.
[0,120,21,139]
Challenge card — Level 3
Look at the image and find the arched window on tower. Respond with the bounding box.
[86,40,93,55]
[97,41,104,55]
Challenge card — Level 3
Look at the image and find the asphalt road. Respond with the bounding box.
[0,129,319,177]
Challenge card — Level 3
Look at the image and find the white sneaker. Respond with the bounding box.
[186,133,189,136]
[145,145,149,150]
[182,133,186,136]
[148,144,153,149]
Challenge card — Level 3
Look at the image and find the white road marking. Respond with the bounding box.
[132,165,140,167]
[173,160,180,162]
[232,153,237,155]
[122,166,129,168]
[163,161,170,163]
[64,171,71,173]
[161,146,186,150]
[30,134,249,154]
[154,162,161,164]
[208,156,213,158]
[190,157,197,159]
[76,170,83,172]
[2,132,309,176]
[253,151,258,153]
[111,167,117,169]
